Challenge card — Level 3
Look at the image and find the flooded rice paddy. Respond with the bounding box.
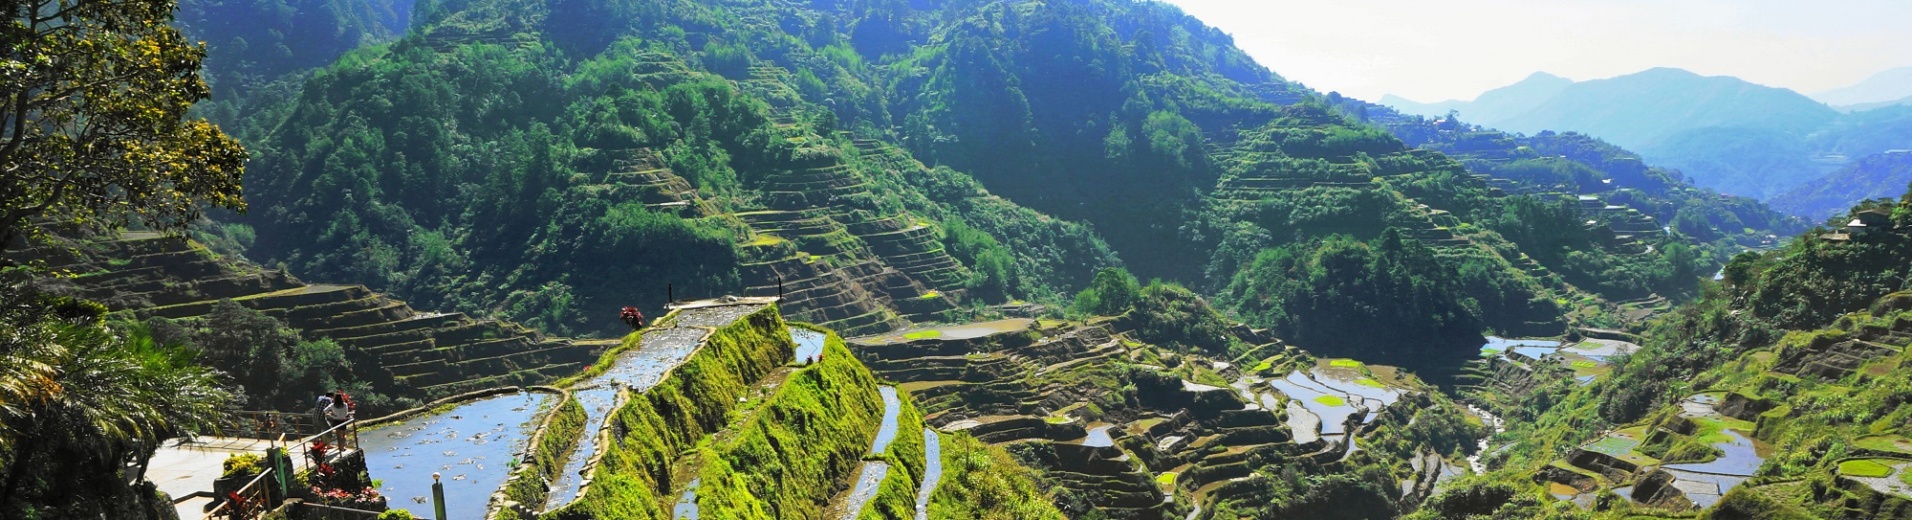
[914,429,944,520]
[545,304,763,512]
[870,387,902,455]
[837,385,907,518]
[1269,372,1362,435]
[791,326,826,364]
[1079,425,1116,448]
[852,318,1033,345]
[361,390,553,520]
[672,478,701,519]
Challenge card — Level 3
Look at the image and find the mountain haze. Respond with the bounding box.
[1383,71,1572,124]
[1382,67,1912,203]
[1768,150,1912,220]
[1813,65,1912,108]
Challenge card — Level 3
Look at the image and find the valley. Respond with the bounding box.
[5,0,1912,519]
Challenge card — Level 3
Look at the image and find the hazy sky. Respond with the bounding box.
[1159,0,1912,102]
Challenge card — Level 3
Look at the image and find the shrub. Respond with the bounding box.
[222,453,265,479]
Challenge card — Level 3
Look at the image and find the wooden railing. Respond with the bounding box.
[200,467,274,520]
[293,418,361,484]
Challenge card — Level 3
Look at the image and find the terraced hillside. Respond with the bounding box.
[239,23,1122,341]
[1356,98,1802,255]
[6,231,616,408]
[470,300,1064,520]
[847,316,1486,519]
[1511,289,1912,518]
[1409,198,1912,520]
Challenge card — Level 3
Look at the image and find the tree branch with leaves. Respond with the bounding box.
[1,0,246,247]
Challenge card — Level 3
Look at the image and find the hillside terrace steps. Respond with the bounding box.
[8,233,613,406]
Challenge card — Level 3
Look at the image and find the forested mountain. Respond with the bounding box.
[1383,68,1912,203]
[1340,98,1806,249]
[17,0,1912,518]
[1770,151,1912,220]
[176,0,415,139]
[212,0,1816,371]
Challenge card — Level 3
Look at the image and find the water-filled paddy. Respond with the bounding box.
[1664,430,1763,476]
[837,462,891,520]
[672,478,701,519]
[790,326,826,364]
[914,429,944,520]
[1840,459,1912,498]
[1269,372,1361,435]
[870,387,902,454]
[547,304,762,512]
[361,391,553,519]
[1286,400,1322,444]
[853,318,1033,345]
[543,385,618,510]
[1479,337,1561,358]
[1079,425,1116,447]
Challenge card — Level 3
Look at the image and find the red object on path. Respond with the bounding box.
[620,306,646,330]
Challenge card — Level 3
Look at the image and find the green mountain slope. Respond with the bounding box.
[1493,68,1839,151]
[239,4,1122,338]
[226,0,1817,375]
[1416,194,1912,519]
[178,0,416,139]
[1344,99,1807,250]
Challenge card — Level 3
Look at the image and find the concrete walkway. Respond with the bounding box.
[146,436,324,520]
[148,437,278,519]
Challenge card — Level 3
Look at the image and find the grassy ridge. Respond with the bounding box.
[547,305,793,519]
[696,330,887,518]
[496,392,586,520]
[928,433,1069,520]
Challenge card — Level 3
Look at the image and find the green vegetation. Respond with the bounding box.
[553,306,791,519]
[0,0,248,246]
[1314,395,1348,407]
[0,291,234,518]
[1417,192,1912,518]
[221,452,266,479]
[1841,459,1895,478]
[694,334,884,518]
[146,299,388,410]
[1071,268,1143,318]
[1771,151,1912,219]
[902,330,943,340]
[859,390,928,520]
[928,434,1068,520]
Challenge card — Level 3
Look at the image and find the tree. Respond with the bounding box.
[1072,267,1140,316]
[1,0,247,246]
[0,291,232,516]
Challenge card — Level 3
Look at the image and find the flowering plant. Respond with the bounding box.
[312,486,387,509]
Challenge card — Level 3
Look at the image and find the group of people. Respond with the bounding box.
[314,391,355,430]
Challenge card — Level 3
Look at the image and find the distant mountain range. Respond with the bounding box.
[1812,66,1912,110]
[1384,68,1912,205]
[1768,150,1912,221]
